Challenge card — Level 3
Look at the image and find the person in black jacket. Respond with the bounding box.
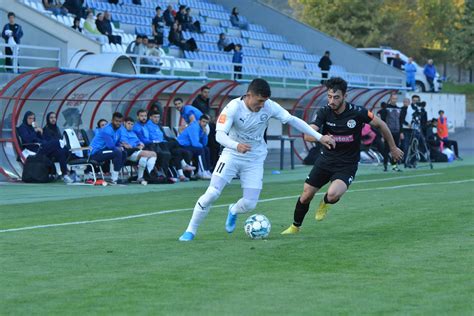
[151,6,165,46]
[18,111,75,183]
[43,112,62,141]
[2,12,23,72]
[96,12,121,45]
[168,21,197,51]
[192,85,211,116]
[163,4,175,27]
[318,51,332,83]
[377,94,403,172]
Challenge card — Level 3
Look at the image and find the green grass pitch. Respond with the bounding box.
[1,161,473,314]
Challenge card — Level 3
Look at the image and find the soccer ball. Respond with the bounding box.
[244,214,271,239]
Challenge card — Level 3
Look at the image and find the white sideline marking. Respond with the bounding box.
[0,178,472,234]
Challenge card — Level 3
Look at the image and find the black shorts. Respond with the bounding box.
[305,160,358,188]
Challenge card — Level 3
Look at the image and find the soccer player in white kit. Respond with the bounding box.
[179,79,335,241]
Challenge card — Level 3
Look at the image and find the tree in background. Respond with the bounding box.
[289,0,465,64]
[449,0,473,80]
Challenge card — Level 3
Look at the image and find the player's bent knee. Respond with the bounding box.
[242,198,258,212]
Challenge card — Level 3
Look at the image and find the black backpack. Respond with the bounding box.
[22,154,56,183]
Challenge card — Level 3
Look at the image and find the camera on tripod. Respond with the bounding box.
[411,101,426,129]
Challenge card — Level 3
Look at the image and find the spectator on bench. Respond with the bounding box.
[72,17,82,33]
[177,114,212,179]
[230,7,248,30]
[89,112,127,184]
[184,7,202,33]
[83,11,108,44]
[217,33,235,52]
[120,117,157,184]
[43,0,68,16]
[96,12,122,45]
[18,111,75,183]
[168,21,198,52]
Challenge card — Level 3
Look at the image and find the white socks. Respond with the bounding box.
[186,186,221,234]
[146,157,156,174]
[111,171,119,181]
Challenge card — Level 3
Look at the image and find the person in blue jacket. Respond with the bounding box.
[173,97,203,125]
[120,117,157,183]
[94,119,108,136]
[405,57,417,91]
[17,111,74,183]
[89,112,127,184]
[177,114,212,179]
[423,59,436,92]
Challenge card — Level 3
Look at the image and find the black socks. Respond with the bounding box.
[293,197,310,227]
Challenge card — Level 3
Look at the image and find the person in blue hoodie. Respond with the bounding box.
[405,57,417,91]
[423,59,436,92]
[120,117,157,184]
[94,119,108,136]
[89,112,127,184]
[232,44,243,80]
[177,114,212,179]
[17,111,74,183]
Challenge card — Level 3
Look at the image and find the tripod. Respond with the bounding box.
[404,122,433,169]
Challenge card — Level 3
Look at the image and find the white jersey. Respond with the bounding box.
[216,97,292,162]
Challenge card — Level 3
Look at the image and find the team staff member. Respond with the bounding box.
[282,78,403,234]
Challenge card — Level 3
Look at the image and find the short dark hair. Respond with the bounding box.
[411,94,420,100]
[201,85,210,91]
[137,109,147,116]
[439,110,444,115]
[124,117,134,123]
[112,112,123,120]
[200,114,210,121]
[8,12,15,18]
[247,78,271,98]
[325,50,330,55]
[174,97,183,103]
[325,77,347,95]
[97,119,107,128]
[149,110,160,117]
[155,6,161,11]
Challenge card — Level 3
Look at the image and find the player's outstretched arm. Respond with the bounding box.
[370,115,404,161]
[287,116,335,149]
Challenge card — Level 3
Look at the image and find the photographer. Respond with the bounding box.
[377,94,402,172]
[410,95,428,136]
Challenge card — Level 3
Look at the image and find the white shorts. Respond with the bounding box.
[127,150,142,162]
[212,153,264,189]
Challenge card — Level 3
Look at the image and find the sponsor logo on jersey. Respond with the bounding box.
[218,114,227,124]
[333,135,354,142]
[347,119,356,128]
[326,122,336,126]
[260,113,269,122]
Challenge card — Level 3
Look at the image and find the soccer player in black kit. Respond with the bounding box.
[282,77,404,234]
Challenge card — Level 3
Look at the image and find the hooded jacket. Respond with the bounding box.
[17,111,43,151]
[43,112,62,141]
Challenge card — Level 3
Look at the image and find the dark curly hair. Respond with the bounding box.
[325,77,348,95]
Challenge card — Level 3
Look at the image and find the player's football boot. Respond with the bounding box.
[178,231,195,241]
[315,199,330,221]
[225,204,237,233]
[280,224,300,235]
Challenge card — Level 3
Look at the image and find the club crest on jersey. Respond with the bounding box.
[260,113,269,122]
[347,119,356,128]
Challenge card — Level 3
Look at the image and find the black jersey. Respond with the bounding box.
[313,103,374,165]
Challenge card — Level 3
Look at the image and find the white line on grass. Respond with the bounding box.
[1,178,472,234]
